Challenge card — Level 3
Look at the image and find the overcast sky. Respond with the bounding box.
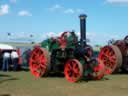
[0,0,128,45]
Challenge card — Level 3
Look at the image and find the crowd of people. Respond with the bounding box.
[2,51,19,72]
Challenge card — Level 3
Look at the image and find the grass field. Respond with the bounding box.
[0,71,128,96]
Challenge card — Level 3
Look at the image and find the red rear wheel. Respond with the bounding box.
[64,59,83,83]
[29,47,50,78]
[98,45,122,74]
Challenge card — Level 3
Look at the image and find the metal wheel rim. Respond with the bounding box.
[98,45,122,74]
[64,59,83,83]
[29,47,50,78]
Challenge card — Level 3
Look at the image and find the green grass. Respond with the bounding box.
[0,72,128,96]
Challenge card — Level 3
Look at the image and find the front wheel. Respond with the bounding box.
[64,59,83,83]
[92,59,105,80]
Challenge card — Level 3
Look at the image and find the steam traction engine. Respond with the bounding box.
[29,14,105,83]
[98,36,128,74]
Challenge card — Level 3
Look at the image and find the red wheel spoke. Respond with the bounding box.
[110,58,116,64]
[39,55,45,60]
[109,62,115,69]
[40,59,46,64]
[40,64,46,69]
[64,59,83,83]
[73,66,79,74]
[111,55,116,60]
[32,64,40,73]
[98,45,122,74]
[108,50,114,56]
[67,64,72,70]
[29,47,49,78]
[38,51,43,56]
[106,49,110,55]
[32,52,38,59]
[74,68,79,74]
[72,72,78,78]
[101,53,107,58]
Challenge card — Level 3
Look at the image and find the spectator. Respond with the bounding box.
[11,51,19,71]
[2,52,10,71]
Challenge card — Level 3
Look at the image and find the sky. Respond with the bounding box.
[0,0,128,45]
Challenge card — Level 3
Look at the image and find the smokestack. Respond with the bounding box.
[79,14,87,46]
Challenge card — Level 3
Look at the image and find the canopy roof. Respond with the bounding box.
[0,44,15,50]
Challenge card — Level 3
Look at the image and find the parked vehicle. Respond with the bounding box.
[29,14,108,83]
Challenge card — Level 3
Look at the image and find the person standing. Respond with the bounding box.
[2,52,10,71]
[11,51,19,71]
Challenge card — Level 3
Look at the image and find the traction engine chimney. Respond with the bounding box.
[79,14,87,46]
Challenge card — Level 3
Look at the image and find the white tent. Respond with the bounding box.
[0,44,15,50]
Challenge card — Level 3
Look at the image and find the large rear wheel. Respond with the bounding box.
[29,47,50,78]
[98,45,122,74]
